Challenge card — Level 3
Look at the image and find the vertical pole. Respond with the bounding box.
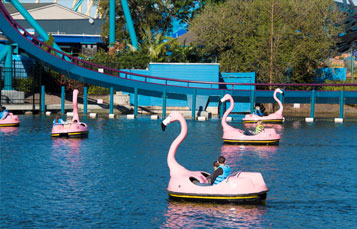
[61,85,65,114]
[191,89,197,119]
[134,87,138,116]
[351,49,354,83]
[339,89,344,119]
[83,86,88,114]
[310,89,315,119]
[162,88,167,118]
[109,0,115,47]
[220,90,224,119]
[110,87,114,114]
[4,45,12,90]
[250,87,255,113]
[41,85,45,113]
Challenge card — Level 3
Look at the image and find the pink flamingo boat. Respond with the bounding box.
[243,88,284,123]
[0,112,20,127]
[161,111,269,203]
[221,94,280,145]
[51,89,88,138]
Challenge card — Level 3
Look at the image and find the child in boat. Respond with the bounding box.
[53,112,67,125]
[254,105,264,117]
[255,120,264,134]
[207,156,231,185]
[0,105,9,120]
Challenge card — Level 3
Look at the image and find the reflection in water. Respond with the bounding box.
[52,138,82,166]
[162,201,268,228]
[0,127,19,136]
[221,144,278,161]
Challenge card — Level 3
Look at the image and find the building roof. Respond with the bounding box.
[3,3,104,36]
[5,3,92,20]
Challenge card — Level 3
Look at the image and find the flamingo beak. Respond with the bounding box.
[161,122,166,131]
[161,116,171,132]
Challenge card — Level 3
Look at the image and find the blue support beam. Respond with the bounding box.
[134,88,138,116]
[110,87,114,114]
[192,89,196,119]
[41,85,45,113]
[61,86,65,114]
[250,88,255,113]
[162,88,167,118]
[121,0,138,49]
[109,0,115,47]
[83,86,88,114]
[220,90,224,119]
[3,45,12,90]
[339,90,344,119]
[310,89,316,118]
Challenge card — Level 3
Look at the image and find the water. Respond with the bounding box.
[1,115,356,228]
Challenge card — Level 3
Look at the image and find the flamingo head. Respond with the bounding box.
[161,111,183,132]
[220,94,232,103]
[275,88,284,96]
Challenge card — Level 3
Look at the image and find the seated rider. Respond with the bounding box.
[207,156,231,185]
[254,120,264,134]
[0,105,9,120]
[253,105,263,117]
[53,112,67,125]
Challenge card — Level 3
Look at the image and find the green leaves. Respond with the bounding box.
[190,0,344,83]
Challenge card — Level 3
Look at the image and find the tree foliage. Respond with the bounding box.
[98,0,207,44]
[190,0,345,83]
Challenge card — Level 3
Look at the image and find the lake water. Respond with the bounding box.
[1,115,356,228]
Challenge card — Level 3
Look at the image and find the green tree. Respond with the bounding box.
[190,0,344,83]
[98,0,207,45]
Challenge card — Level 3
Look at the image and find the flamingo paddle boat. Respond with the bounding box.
[51,89,88,138]
[0,110,20,127]
[221,94,280,145]
[243,88,284,123]
[161,111,269,204]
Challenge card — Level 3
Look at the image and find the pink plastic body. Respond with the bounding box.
[0,113,20,127]
[51,89,88,137]
[221,94,280,144]
[163,111,269,202]
[243,88,284,123]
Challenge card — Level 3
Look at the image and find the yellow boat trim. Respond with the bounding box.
[224,139,279,143]
[51,133,60,137]
[169,193,259,200]
[0,123,19,127]
[243,119,283,123]
[68,132,85,135]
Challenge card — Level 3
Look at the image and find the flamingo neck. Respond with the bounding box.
[221,96,234,131]
[274,91,283,114]
[167,117,189,176]
[72,91,80,123]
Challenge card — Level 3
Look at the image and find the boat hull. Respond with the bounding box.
[223,138,280,145]
[168,191,267,204]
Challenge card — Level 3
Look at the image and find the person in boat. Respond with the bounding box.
[254,120,264,134]
[0,105,9,120]
[53,112,67,125]
[253,105,264,117]
[244,120,264,135]
[207,156,231,185]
